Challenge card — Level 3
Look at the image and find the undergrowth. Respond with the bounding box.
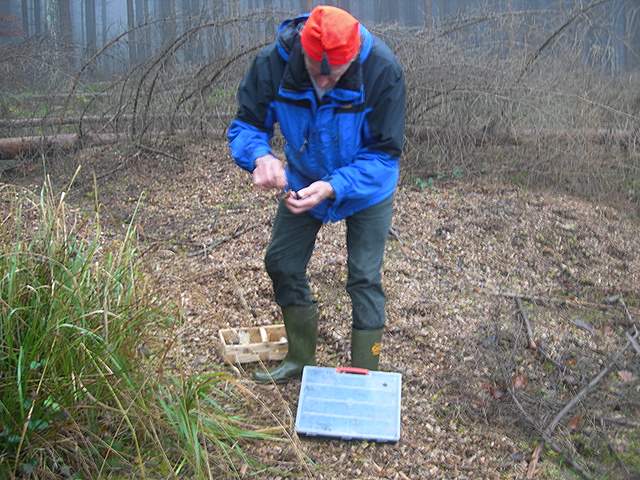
[0,173,281,478]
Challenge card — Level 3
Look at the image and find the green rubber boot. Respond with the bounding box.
[253,304,318,384]
[351,328,384,370]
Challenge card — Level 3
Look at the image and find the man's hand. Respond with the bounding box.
[253,154,286,190]
[285,181,335,214]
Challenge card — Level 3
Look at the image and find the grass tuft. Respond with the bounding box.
[0,176,280,479]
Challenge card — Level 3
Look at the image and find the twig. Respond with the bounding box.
[135,143,180,161]
[617,297,637,328]
[599,417,640,429]
[526,443,543,479]
[625,331,640,356]
[515,297,537,349]
[186,223,259,258]
[388,225,403,243]
[509,390,594,480]
[516,0,614,83]
[514,298,565,370]
[543,330,638,438]
[492,289,640,317]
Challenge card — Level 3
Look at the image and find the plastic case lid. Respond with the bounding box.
[295,366,402,442]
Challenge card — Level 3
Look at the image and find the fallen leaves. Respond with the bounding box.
[10,140,640,479]
[617,370,635,383]
[512,374,528,390]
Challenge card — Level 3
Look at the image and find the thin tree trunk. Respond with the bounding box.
[183,0,193,64]
[143,0,151,58]
[21,0,29,38]
[127,0,137,65]
[192,0,203,62]
[629,2,640,70]
[134,0,146,60]
[160,0,177,49]
[212,0,224,61]
[85,0,97,75]
[101,0,107,46]
[33,0,41,36]
[424,0,433,28]
[56,0,73,70]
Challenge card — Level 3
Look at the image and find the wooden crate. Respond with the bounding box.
[218,325,288,364]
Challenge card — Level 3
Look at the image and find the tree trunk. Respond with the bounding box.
[0,133,120,160]
[54,0,73,70]
[127,0,137,65]
[183,0,193,64]
[143,0,151,59]
[159,0,177,49]
[628,3,640,70]
[56,0,72,46]
[21,0,29,38]
[101,0,107,46]
[33,0,41,36]
[84,0,97,75]
[424,0,433,28]
[212,1,224,61]
[134,0,146,60]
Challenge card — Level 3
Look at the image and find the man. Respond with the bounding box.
[228,5,405,383]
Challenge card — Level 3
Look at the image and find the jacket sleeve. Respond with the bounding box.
[227,46,278,172]
[326,62,405,205]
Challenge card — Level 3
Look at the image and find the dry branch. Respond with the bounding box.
[186,223,260,258]
[510,389,594,480]
[626,331,640,356]
[543,329,639,438]
[0,133,120,159]
[516,0,615,83]
[493,290,640,317]
[0,130,226,160]
[0,113,234,130]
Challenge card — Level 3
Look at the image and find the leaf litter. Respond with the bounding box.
[4,141,640,479]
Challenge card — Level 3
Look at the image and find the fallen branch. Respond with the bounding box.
[492,289,640,317]
[626,331,640,356]
[0,130,226,159]
[543,329,639,438]
[187,223,260,258]
[0,133,120,159]
[510,389,594,480]
[134,143,180,162]
[599,417,640,429]
[0,113,233,129]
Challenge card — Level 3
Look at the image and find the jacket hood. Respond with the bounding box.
[276,15,308,62]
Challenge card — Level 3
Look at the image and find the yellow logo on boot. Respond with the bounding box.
[371,343,382,356]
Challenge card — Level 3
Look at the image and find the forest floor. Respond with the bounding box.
[6,141,640,479]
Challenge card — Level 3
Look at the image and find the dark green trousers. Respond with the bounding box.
[264,195,393,330]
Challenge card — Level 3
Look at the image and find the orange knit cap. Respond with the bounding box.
[300,6,361,66]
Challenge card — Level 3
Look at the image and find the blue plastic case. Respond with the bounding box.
[295,366,402,442]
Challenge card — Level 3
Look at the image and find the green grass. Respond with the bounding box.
[0,175,281,478]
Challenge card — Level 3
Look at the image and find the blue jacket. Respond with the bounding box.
[228,15,405,223]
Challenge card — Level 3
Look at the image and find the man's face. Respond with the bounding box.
[304,54,352,98]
